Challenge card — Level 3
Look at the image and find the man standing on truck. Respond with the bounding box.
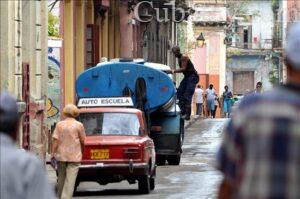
[171,46,199,120]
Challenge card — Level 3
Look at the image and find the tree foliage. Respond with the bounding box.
[48,11,59,37]
[226,0,249,19]
[226,0,249,36]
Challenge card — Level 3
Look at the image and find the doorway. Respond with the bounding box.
[233,71,254,95]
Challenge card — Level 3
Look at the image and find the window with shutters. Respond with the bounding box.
[86,24,99,68]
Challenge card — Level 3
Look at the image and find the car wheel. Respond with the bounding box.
[156,155,166,166]
[138,175,150,194]
[167,155,181,165]
[150,177,155,190]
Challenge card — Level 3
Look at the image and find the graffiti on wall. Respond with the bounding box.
[47,48,61,126]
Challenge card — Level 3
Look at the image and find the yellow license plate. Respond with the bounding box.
[90,149,110,160]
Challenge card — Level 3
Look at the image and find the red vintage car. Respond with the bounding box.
[75,107,156,194]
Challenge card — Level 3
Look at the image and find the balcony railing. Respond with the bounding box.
[228,39,282,50]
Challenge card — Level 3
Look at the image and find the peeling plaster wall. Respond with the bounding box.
[226,55,274,93]
[0,0,48,161]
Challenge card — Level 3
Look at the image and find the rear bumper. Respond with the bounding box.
[77,162,150,181]
[79,162,148,169]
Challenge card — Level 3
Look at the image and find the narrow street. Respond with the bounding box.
[71,118,228,199]
[1,1,299,199]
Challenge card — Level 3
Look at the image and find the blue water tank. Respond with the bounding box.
[76,62,176,112]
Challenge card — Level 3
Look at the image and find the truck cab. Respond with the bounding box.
[75,99,156,194]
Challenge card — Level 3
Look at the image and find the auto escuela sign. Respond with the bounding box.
[78,97,134,107]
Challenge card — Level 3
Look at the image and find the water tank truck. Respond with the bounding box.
[76,59,184,165]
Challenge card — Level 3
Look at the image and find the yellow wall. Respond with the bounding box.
[86,0,94,24]
[63,0,75,104]
[100,0,120,59]
[75,1,85,77]
[63,0,121,105]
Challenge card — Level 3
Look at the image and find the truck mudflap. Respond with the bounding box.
[150,112,184,166]
[151,134,182,155]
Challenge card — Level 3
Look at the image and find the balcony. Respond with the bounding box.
[228,39,279,50]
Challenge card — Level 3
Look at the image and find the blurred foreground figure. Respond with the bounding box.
[217,22,300,199]
[0,92,55,199]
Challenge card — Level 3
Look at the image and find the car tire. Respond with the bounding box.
[73,180,80,195]
[138,175,150,194]
[167,155,181,165]
[150,177,155,190]
[156,155,166,166]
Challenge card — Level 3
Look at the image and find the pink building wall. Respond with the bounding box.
[192,46,206,74]
[119,4,134,58]
[287,0,300,23]
[209,35,221,74]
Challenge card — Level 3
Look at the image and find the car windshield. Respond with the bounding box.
[78,112,140,136]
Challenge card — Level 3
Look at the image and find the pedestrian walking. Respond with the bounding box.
[254,81,263,94]
[51,104,86,199]
[212,95,221,118]
[0,92,55,199]
[217,22,300,199]
[205,84,217,118]
[171,46,199,120]
[194,85,204,117]
[222,85,233,118]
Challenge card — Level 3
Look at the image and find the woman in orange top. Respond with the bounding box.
[51,104,86,199]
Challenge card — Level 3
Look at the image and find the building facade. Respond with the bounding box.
[189,0,227,95]
[226,0,279,94]
[60,0,189,106]
[0,0,48,159]
[287,0,300,24]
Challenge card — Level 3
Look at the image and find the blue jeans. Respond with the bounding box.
[196,103,203,115]
[223,99,232,114]
[177,74,199,117]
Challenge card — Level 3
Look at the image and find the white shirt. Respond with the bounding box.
[206,88,216,101]
[215,98,219,106]
[194,88,203,103]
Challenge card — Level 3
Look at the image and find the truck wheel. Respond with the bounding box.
[150,177,155,190]
[156,155,166,166]
[138,175,150,194]
[167,155,181,165]
[180,119,185,145]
